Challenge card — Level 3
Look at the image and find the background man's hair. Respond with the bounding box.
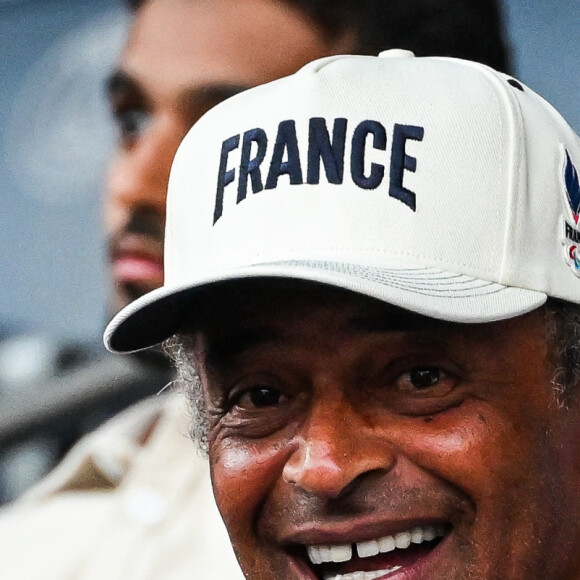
[126,0,511,73]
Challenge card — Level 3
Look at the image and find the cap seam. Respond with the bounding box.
[473,65,523,286]
[219,245,499,277]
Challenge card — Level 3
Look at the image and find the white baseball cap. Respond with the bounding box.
[105,49,580,353]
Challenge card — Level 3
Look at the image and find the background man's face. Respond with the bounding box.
[191,281,580,580]
[104,0,351,312]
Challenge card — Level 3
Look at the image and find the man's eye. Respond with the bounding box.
[395,365,455,394]
[383,362,463,416]
[114,109,151,147]
[409,366,441,389]
[235,386,288,410]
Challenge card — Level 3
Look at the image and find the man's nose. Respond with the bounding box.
[282,395,396,499]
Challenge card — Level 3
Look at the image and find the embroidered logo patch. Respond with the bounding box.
[561,149,580,275]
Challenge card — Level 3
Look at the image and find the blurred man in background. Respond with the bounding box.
[0,0,511,577]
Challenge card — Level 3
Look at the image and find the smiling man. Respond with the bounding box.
[106,50,580,579]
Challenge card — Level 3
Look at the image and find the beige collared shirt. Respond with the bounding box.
[0,393,244,579]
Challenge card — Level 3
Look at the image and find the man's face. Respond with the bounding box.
[192,282,580,580]
[104,0,350,312]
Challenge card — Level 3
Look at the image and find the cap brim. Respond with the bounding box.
[104,260,547,353]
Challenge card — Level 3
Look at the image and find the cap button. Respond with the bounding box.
[378,49,415,59]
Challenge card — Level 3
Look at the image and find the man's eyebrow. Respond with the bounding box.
[104,71,248,120]
[177,83,249,121]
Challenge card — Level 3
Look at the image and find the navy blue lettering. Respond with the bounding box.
[307,117,347,184]
[265,120,303,189]
[213,134,240,224]
[389,123,424,211]
[350,120,387,189]
[238,128,268,203]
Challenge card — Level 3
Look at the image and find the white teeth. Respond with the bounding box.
[422,525,436,542]
[356,539,379,558]
[324,566,402,580]
[410,526,424,544]
[308,543,352,565]
[394,531,411,549]
[330,544,353,563]
[307,524,447,566]
[307,545,323,565]
[378,535,395,553]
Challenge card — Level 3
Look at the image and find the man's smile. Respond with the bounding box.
[286,522,450,579]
